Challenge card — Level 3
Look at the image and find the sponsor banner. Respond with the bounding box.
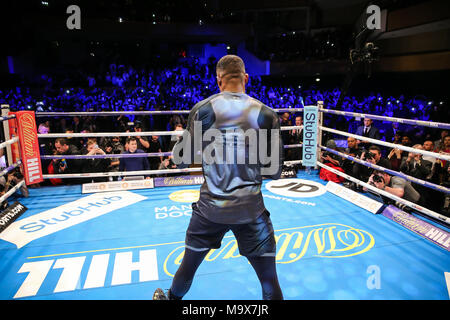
[0,202,28,233]
[11,111,43,185]
[326,181,383,214]
[280,166,297,178]
[0,191,147,248]
[382,205,450,251]
[302,106,318,167]
[82,179,154,194]
[154,175,204,187]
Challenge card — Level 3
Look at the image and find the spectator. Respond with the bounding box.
[367,170,421,204]
[134,124,150,151]
[434,130,448,152]
[289,115,303,167]
[280,113,292,159]
[400,144,432,181]
[342,137,362,177]
[169,124,184,151]
[148,135,163,170]
[38,122,53,175]
[54,137,83,184]
[353,145,391,182]
[82,139,111,182]
[119,137,150,175]
[355,117,380,150]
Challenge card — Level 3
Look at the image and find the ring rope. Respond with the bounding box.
[40,152,173,160]
[36,125,304,139]
[319,108,450,130]
[319,145,449,194]
[0,137,20,150]
[40,142,302,160]
[320,126,450,161]
[35,108,306,118]
[0,161,22,179]
[0,115,17,122]
[317,161,450,224]
[43,167,203,179]
[0,180,25,204]
[37,131,183,138]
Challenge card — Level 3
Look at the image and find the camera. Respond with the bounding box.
[364,151,375,160]
[369,173,385,187]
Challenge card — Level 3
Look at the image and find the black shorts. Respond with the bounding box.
[185,202,276,257]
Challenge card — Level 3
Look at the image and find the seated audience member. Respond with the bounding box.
[289,115,303,167]
[169,124,184,151]
[119,137,150,176]
[280,112,292,159]
[384,122,401,143]
[399,144,432,181]
[54,137,83,184]
[65,127,83,150]
[353,145,391,182]
[134,123,150,151]
[103,141,120,174]
[342,137,362,177]
[366,170,421,205]
[38,123,53,174]
[434,130,448,152]
[400,135,412,147]
[148,135,163,170]
[387,147,403,171]
[319,140,345,183]
[82,139,111,182]
[400,144,433,206]
[355,117,380,150]
[422,140,436,165]
[440,162,450,216]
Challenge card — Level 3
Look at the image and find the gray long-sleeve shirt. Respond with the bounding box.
[172,91,284,224]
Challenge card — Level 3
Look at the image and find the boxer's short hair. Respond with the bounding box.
[216,55,246,81]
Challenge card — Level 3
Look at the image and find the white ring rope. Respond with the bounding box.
[0,180,25,204]
[320,126,450,161]
[317,161,450,224]
[0,137,19,150]
[319,108,450,130]
[43,167,203,179]
[35,108,306,118]
[37,125,304,139]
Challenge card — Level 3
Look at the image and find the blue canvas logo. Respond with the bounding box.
[0,191,147,248]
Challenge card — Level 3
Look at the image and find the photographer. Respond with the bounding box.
[366,170,421,204]
[0,168,29,210]
[54,137,83,184]
[353,145,391,182]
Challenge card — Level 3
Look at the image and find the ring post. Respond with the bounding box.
[1,105,13,167]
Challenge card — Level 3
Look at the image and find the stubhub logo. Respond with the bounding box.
[0,191,147,248]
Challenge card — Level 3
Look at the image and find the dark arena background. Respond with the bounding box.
[0,0,449,311]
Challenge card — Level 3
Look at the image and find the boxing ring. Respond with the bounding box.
[0,103,449,300]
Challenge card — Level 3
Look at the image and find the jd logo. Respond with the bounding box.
[265,179,327,198]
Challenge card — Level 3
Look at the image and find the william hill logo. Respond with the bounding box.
[164,223,374,276]
[9,222,374,299]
